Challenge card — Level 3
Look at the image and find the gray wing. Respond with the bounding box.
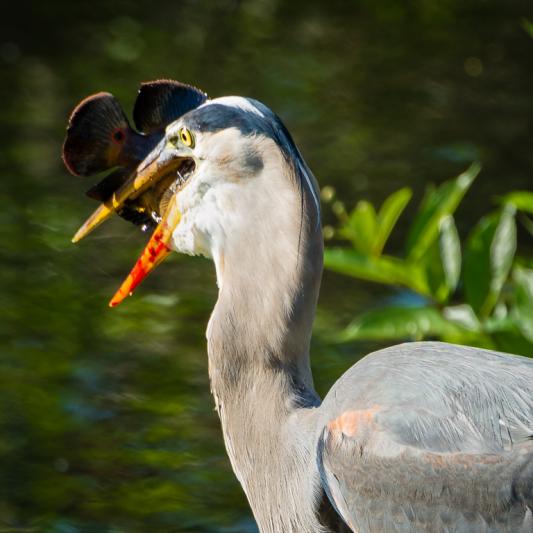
[317,342,533,533]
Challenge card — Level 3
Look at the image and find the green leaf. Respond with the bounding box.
[513,266,533,300]
[464,214,496,315]
[464,205,517,317]
[340,200,378,254]
[500,191,533,215]
[406,162,480,261]
[490,204,517,301]
[439,215,461,293]
[512,266,533,342]
[490,331,533,357]
[420,238,448,302]
[520,214,533,236]
[415,216,461,303]
[443,304,481,331]
[373,187,412,256]
[341,306,469,342]
[324,248,429,295]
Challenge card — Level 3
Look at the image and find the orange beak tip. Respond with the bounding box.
[106,195,179,308]
[108,294,126,308]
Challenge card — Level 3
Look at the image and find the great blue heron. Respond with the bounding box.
[63,80,533,532]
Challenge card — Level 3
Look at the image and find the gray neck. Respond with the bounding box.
[206,183,330,531]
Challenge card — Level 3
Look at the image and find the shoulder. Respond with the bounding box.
[319,341,533,452]
[323,341,533,407]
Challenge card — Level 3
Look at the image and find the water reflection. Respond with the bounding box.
[1,1,532,530]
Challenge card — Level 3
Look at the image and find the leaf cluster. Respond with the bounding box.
[323,164,533,355]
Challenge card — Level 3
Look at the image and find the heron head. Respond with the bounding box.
[65,86,320,306]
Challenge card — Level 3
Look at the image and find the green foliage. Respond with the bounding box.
[341,306,473,343]
[501,191,533,214]
[338,188,413,257]
[324,165,533,356]
[406,163,480,261]
[513,267,533,342]
[464,205,517,317]
[324,248,428,293]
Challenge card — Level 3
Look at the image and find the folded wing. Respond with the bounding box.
[317,342,533,532]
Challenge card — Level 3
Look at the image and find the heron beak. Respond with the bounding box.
[71,138,181,243]
[102,142,188,307]
[108,192,181,307]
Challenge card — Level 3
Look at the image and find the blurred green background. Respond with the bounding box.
[1,1,532,531]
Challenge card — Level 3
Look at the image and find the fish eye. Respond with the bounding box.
[179,127,194,148]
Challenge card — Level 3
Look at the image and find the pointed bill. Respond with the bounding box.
[72,139,180,243]
[109,194,181,307]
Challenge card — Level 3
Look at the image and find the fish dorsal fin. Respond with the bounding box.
[133,80,208,134]
[63,92,134,176]
[62,92,159,178]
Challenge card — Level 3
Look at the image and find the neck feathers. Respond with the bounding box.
[205,137,327,532]
[207,145,323,392]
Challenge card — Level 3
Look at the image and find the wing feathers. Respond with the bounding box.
[316,342,533,532]
[320,423,532,532]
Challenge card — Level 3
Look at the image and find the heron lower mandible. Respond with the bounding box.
[63,81,533,532]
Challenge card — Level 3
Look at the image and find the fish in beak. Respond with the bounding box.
[81,139,192,307]
[71,138,182,243]
[62,80,207,307]
[106,144,188,307]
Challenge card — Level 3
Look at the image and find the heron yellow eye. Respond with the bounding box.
[179,127,194,148]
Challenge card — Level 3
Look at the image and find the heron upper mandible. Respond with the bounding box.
[63,80,533,533]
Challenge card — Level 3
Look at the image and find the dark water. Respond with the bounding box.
[1,1,532,530]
